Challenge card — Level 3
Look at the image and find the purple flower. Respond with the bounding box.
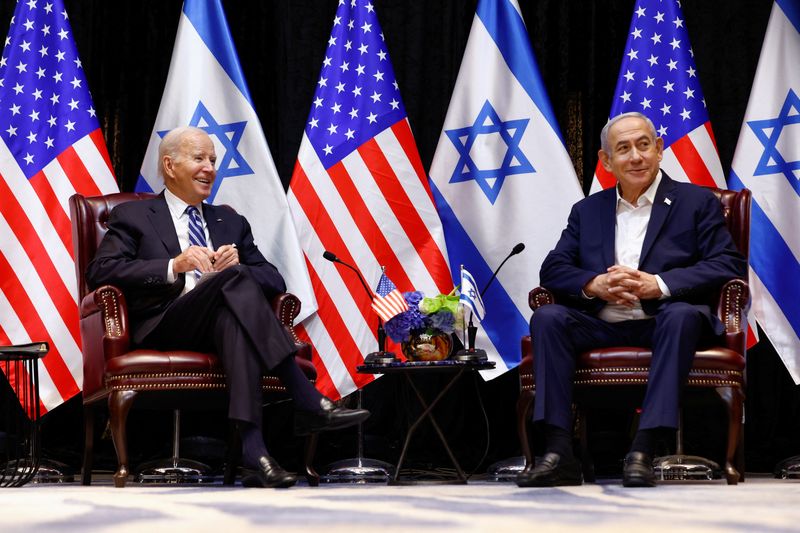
[384,291,426,342]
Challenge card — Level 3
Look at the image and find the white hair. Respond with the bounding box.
[599,112,658,154]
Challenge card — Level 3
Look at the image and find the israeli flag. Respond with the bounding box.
[428,0,583,376]
[136,0,315,321]
[459,268,486,322]
[729,0,800,383]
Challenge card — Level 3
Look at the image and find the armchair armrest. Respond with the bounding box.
[715,278,750,354]
[79,285,131,400]
[529,286,555,311]
[270,292,311,362]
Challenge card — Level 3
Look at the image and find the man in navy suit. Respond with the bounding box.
[87,127,369,488]
[516,112,746,488]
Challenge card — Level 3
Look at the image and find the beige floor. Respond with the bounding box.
[1,475,798,532]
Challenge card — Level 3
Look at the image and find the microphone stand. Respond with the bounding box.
[320,253,395,483]
[452,244,524,363]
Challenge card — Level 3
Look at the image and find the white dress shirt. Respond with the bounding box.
[597,171,671,323]
[163,188,213,295]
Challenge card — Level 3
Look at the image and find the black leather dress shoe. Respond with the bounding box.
[241,455,297,488]
[294,398,370,435]
[515,452,583,487]
[622,451,656,487]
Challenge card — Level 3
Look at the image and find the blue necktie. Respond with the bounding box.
[186,205,207,279]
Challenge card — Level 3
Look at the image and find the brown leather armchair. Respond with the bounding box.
[517,187,750,485]
[69,192,319,487]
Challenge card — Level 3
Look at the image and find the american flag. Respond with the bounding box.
[0,0,118,413]
[288,0,452,399]
[591,0,727,192]
[370,271,408,323]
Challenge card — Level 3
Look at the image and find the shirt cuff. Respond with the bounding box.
[167,259,176,283]
[655,274,670,299]
[581,289,596,300]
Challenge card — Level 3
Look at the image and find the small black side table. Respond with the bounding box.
[357,359,495,485]
[0,342,48,487]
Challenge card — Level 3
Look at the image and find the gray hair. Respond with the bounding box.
[158,126,208,178]
[599,112,658,154]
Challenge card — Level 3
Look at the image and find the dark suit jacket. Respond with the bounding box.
[86,193,286,344]
[540,174,747,333]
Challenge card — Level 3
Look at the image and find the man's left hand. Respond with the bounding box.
[212,244,239,271]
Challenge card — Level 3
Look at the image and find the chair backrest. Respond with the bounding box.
[69,192,157,300]
[707,187,751,262]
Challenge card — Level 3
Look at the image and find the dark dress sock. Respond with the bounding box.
[273,356,325,412]
[544,424,574,459]
[240,422,269,468]
[630,427,675,456]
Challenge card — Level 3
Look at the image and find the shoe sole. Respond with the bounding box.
[516,478,583,488]
[241,471,297,489]
[294,412,371,436]
[622,476,656,488]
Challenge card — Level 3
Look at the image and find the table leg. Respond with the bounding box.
[392,369,467,484]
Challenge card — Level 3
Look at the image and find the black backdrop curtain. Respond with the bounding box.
[2,0,798,472]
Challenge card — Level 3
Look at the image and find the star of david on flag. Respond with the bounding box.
[459,268,485,322]
[590,0,727,193]
[428,0,583,378]
[136,0,315,321]
[0,0,118,413]
[729,0,800,383]
[446,100,534,204]
[747,89,800,192]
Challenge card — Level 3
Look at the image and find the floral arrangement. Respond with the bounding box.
[383,290,463,343]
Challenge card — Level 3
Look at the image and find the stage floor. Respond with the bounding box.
[1,475,798,532]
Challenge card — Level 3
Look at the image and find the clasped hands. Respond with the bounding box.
[583,265,662,307]
[173,244,239,275]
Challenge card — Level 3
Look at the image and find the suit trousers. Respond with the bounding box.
[530,301,714,432]
[140,265,297,427]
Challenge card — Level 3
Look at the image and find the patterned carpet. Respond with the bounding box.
[1,476,799,532]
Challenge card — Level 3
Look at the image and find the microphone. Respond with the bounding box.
[322,251,373,300]
[480,243,525,296]
[454,243,526,363]
[322,251,398,364]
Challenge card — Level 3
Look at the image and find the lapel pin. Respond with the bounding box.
[664,198,672,206]
[216,218,223,222]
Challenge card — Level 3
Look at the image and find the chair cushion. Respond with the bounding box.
[105,350,220,375]
[578,346,745,372]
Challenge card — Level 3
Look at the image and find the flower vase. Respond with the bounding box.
[401,330,453,361]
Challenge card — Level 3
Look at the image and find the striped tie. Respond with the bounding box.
[186,205,207,279]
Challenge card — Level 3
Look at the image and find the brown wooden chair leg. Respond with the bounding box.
[715,385,743,485]
[304,433,320,486]
[108,390,138,488]
[82,404,95,485]
[516,390,535,471]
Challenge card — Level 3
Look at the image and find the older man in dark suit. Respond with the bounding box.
[87,127,368,488]
[516,112,746,488]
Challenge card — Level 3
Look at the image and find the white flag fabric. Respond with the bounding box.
[729,0,800,383]
[136,0,315,321]
[459,268,486,322]
[428,0,583,377]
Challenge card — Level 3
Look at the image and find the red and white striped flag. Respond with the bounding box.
[288,0,452,399]
[370,272,408,324]
[590,0,726,193]
[0,0,118,413]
